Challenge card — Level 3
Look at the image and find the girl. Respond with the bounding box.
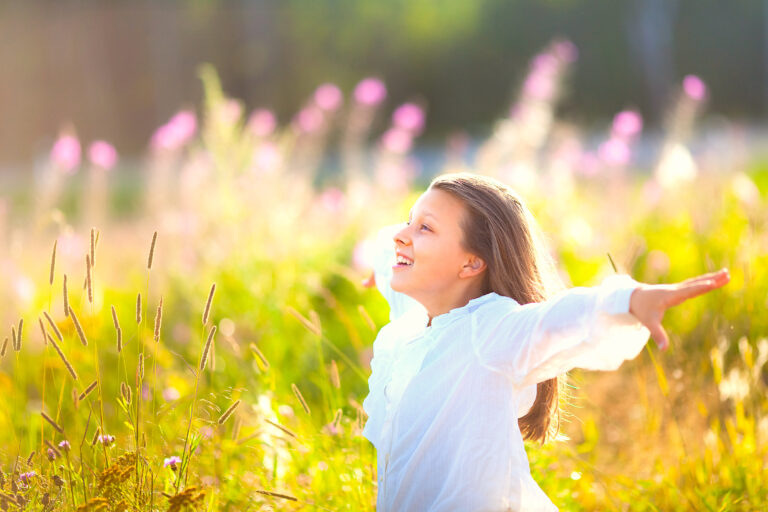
[360,173,730,511]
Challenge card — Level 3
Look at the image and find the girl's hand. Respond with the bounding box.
[361,272,376,288]
[629,268,730,351]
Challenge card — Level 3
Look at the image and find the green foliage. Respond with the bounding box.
[1,71,767,511]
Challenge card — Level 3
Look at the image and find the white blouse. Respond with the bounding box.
[361,224,652,511]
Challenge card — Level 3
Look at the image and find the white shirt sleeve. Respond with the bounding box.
[472,274,651,388]
[371,223,423,321]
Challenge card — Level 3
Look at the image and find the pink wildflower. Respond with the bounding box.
[162,387,180,402]
[683,75,708,101]
[19,471,36,484]
[247,109,277,137]
[392,103,425,135]
[51,134,81,174]
[320,187,345,213]
[354,78,387,106]
[253,142,281,172]
[314,83,343,111]
[164,455,182,471]
[150,110,197,151]
[531,53,558,75]
[381,128,413,154]
[612,110,643,139]
[553,40,579,62]
[598,138,631,166]
[523,73,556,101]
[98,434,115,446]
[88,140,118,170]
[294,107,323,133]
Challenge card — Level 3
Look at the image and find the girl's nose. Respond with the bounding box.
[393,225,411,246]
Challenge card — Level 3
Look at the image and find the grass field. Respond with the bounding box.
[0,61,767,511]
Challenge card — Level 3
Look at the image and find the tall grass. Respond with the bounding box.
[0,44,766,510]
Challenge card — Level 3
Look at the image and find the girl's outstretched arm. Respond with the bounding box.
[471,269,730,388]
[629,268,730,351]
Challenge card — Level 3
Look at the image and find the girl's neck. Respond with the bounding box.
[422,282,486,326]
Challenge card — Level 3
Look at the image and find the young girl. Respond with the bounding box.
[360,173,730,511]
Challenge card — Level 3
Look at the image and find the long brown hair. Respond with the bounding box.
[430,172,567,444]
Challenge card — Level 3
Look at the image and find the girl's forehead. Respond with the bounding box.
[411,188,466,221]
[414,188,460,210]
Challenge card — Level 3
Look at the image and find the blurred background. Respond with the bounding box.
[2,0,768,166]
[0,1,766,510]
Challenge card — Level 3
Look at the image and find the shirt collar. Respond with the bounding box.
[420,292,502,329]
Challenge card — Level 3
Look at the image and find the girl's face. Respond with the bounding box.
[390,188,483,305]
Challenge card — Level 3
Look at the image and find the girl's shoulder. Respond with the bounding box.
[374,304,429,350]
[468,292,523,319]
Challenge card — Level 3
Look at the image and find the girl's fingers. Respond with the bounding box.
[667,273,730,306]
[678,268,730,286]
[636,268,729,353]
[649,322,669,351]
[361,272,376,288]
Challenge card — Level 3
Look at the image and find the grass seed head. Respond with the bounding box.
[330,359,340,389]
[111,305,120,331]
[200,325,216,372]
[218,399,241,425]
[356,405,363,431]
[255,490,297,502]
[264,418,298,439]
[120,382,132,405]
[90,228,96,268]
[136,293,142,324]
[291,383,311,415]
[16,318,23,351]
[38,317,47,347]
[137,353,144,382]
[249,342,270,371]
[46,333,77,380]
[0,337,7,357]
[46,332,78,381]
[148,231,157,269]
[202,283,216,325]
[43,311,63,343]
[68,306,88,346]
[86,254,93,304]
[63,274,69,317]
[286,306,321,336]
[40,411,64,434]
[78,380,98,401]
[358,304,377,331]
[91,228,96,267]
[154,297,163,342]
[49,239,57,286]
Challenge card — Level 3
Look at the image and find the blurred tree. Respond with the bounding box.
[0,0,765,164]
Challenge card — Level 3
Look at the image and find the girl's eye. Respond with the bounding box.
[405,220,429,231]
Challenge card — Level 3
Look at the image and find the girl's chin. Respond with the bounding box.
[389,277,408,294]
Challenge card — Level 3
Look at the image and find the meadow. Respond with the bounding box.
[0,41,767,511]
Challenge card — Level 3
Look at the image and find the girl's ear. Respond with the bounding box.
[459,255,486,279]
